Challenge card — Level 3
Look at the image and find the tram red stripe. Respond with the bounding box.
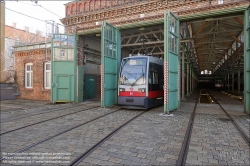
[148,91,164,98]
[119,91,146,97]
[119,91,163,98]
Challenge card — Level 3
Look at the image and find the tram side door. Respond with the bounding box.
[164,11,180,113]
[101,21,121,107]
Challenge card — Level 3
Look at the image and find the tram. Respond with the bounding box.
[214,79,224,90]
[118,54,164,109]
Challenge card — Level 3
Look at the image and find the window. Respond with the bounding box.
[218,0,223,4]
[148,63,163,91]
[44,62,51,89]
[25,63,33,88]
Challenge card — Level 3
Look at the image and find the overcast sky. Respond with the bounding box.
[5,0,71,35]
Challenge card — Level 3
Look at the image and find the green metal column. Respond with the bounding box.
[186,57,189,96]
[244,6,250,114]
[238,60,241,93]
[181,43,186,100]
[76,66,83,102]
[190,63,192,94]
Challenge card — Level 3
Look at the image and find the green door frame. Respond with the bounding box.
[244,6,250,114]
[51,34,77,103]
[101,21,121,107]
[164,11,180,114]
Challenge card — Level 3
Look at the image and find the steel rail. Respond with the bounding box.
[69,110,148,166]
[208,91,250,146]
[0,105,100,136]
[176,92,199,166]
[1,102,96,123]
[0,108,121,162]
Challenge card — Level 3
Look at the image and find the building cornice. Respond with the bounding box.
[15,48,51,57]
[60,0,249,34]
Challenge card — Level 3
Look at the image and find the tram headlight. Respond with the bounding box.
[119,88,125,92]
[139,88,146,93]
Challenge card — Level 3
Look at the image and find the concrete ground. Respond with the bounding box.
[0,91,249,166]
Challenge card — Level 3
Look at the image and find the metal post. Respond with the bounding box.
[181,43,186,100]
[224,71,226,89]
[228,69,230,90]
[189,62,192,94]
[51,21,55,36]
[192,70,194,91]
[186,56,189,96]
[238,60,241,93]
[232,70,234,92]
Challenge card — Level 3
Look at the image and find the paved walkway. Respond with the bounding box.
[0,91,249,166]
[186,103,249,166]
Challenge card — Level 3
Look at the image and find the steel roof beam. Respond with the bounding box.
[122,40,163,47]
[234,17,244,25]
[193,21,209,39]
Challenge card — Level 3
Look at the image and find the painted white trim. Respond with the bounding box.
[44,61,51,89]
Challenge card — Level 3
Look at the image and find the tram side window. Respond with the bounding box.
[149,63,163,90]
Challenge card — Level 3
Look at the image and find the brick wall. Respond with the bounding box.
[61,0,249,33]
[14,49,51,100]
[65,0,144,17]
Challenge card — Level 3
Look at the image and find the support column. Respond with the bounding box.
[181,43,186,100]
[238,60,241,93]
[227,69,230,90]
[224,71,227,90]
[190,64,192,94]
[186,57,189,96]
[232,70,234,92]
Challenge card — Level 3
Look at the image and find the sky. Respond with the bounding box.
[5,0,72,35]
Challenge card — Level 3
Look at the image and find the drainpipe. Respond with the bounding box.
[181,43,186,100]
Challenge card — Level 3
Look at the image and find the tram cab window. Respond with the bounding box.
[119,58,147,85]
[149,63,163,90]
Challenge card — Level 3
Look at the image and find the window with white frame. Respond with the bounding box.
[44,62,51,89]
[25,63,33,88]
[218,0,223,4]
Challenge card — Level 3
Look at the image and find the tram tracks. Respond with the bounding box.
[1,108,149,166]
[1,102,96,123]
[208,91,250,146]
[176,93,199,166]
[0,105,100,136]
[177,90,250,166]
[0,108,122,161]
[69,110,149,166]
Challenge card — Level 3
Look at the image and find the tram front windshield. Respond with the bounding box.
[119,58,147,86]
